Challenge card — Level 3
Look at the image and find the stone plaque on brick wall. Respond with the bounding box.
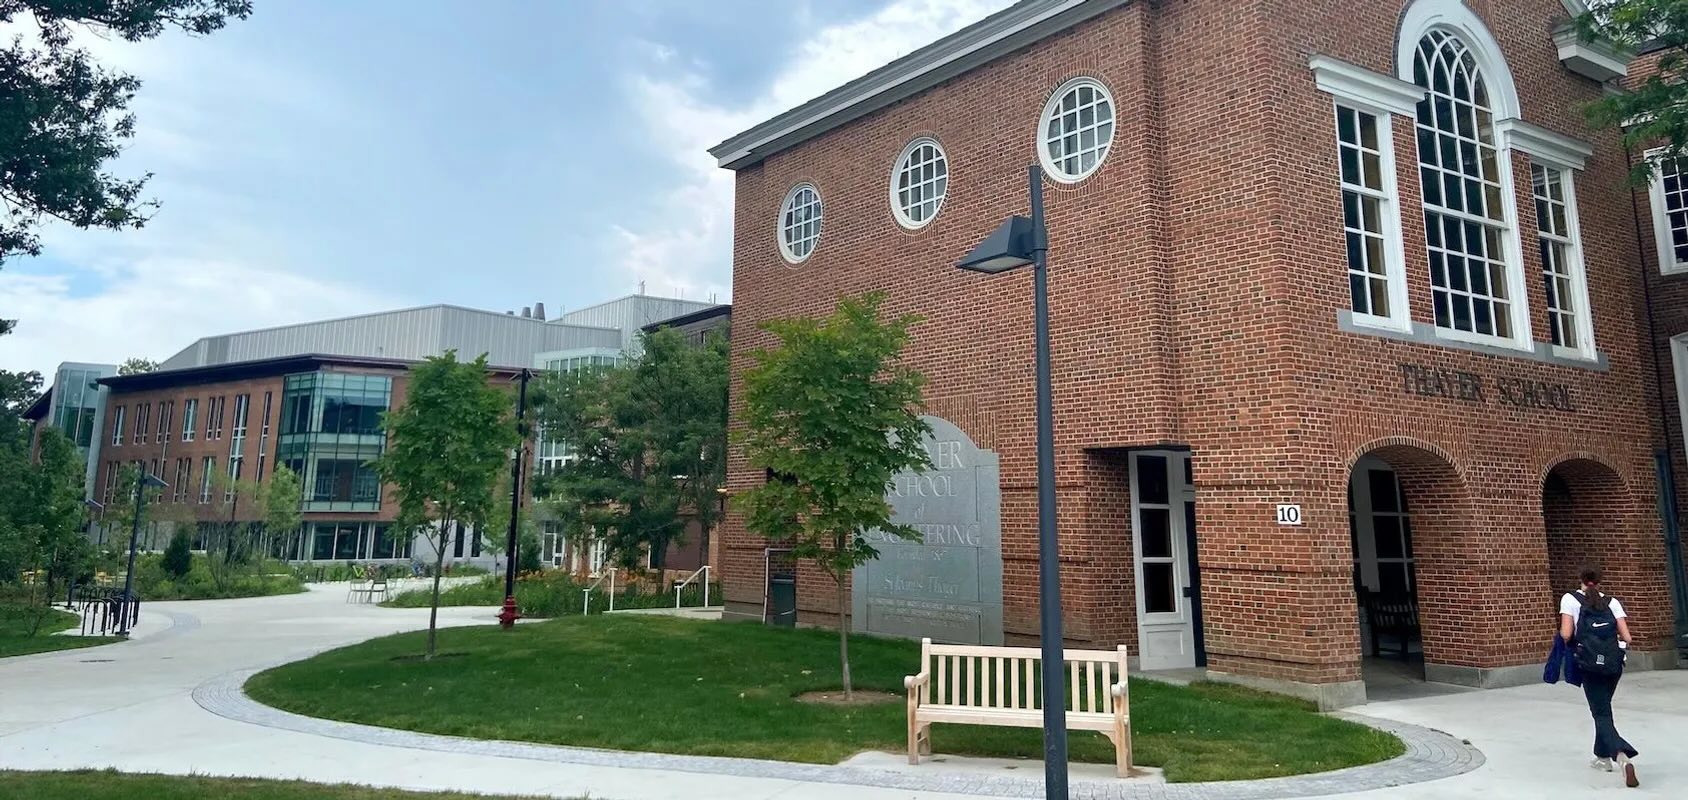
[853,415,1003,645]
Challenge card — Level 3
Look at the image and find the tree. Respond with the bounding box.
[259,463,302,558]
[0,428,91,634]
[117,357,159,376]
[375,351,516,658]
[1579,2,1688,180]
[734,293,931,699]
[534,327,728,575]
[161,530,192,579]
[1,1,252,339]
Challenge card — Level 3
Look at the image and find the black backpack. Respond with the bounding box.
[1574,591,1625,676]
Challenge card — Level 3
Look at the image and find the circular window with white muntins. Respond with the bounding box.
[1039,77,1115,183]
[890,137,948,229]
[778,183,823,263]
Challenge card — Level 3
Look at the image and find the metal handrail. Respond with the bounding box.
[673,565,711,609]
[582,567,616,615]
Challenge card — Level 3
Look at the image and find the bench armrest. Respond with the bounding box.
[904,672,929,690]
[1110,682,1128,699]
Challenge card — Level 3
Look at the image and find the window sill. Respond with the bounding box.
[1336,311,1609,370]
[1663,263,1688,277]
[1346,313,1413,335]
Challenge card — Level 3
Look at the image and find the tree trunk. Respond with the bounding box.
[426,519,450,660]
[837,572,852,700]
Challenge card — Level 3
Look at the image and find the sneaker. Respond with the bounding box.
[1591,757,1613,772]
[1616,754,1639,788]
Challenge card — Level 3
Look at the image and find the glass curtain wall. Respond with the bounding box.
[50,367,105,450]
[277,372,391,513]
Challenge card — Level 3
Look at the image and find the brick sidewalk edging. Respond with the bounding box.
[194,668,1483,799]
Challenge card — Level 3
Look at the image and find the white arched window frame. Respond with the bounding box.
[1397,0,1532,350]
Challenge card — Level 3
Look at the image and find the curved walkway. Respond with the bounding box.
[194,663,1477,800]
[1,586,1682,799]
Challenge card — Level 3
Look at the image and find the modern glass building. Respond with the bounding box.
[278,371,392,513]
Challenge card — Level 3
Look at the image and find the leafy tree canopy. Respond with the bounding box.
[0,0,253,334]
[534,327,728,572]
[733,293,929,697]
[1580,1,1688,180]
[117,357,159,375]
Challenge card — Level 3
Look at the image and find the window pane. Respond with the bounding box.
[1143,563,1177,614]
[1139,508,1172,559]
[1373,516,1405,559]
[1136,456,1169,504]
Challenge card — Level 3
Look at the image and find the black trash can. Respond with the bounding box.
[768,574,797,627]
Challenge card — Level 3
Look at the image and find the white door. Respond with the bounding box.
[1132,452,1197,670]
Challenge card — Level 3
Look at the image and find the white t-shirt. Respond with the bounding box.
[1561,591,1626,630]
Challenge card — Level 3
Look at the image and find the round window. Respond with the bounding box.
[1038,77,1116,183]
[889,138,948,229]
[778,183,823,263]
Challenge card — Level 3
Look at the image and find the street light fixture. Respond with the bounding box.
[956,163,1070,798]
[119,473,168,637]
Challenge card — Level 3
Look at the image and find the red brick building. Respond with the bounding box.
[712,0,1681,706]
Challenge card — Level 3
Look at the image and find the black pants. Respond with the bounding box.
[1582,671,1638,759]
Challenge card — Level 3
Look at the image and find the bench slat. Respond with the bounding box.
[916,705,1116,731]
[928,643,1124,661]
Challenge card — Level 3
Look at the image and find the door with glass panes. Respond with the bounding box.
[1131,452,1199,670]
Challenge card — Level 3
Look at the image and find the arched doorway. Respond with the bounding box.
[1543,458,1630,601]
[1348,441,1471,692]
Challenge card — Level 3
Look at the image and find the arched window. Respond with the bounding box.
[1398,0,1527,347]
[1413,30,1513,339]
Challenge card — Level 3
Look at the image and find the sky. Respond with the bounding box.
[0,0,1017,379]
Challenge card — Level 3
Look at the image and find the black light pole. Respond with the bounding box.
[499,368,533,630]
[957,164,1068,798]
[119,473,167,637]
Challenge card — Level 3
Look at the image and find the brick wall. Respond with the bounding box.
[720,0,1675,691]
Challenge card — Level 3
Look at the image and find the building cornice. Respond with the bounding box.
[1553,23,1631,82]
[1495,118,1595,170]
[708,0,1131,171]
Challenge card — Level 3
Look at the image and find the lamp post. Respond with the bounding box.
[957,163,1069,798]
[499,368,533,630]
[120,473,168,637]
[74,499,105,608]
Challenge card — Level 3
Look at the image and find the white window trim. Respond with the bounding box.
[1396,0,1520,120]
[776,182,822,264]
[888,136,948,230]
[1533,165,1599,361]
[1399,3,1533,352]
[1330,100,1413,334]
[1310,57,1420,334]
[1646,146,1688,275]
[1037,75,1116,185]
[1496,118,1593,172]
[1309,55,1423,117]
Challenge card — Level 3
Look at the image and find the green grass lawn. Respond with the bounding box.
[0,771,563,799]
[0,605,120,659]
[246,616,1403,782]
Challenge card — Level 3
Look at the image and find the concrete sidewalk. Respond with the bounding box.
[0,586,1681,798]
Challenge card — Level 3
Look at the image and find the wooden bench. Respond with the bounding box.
[904,638,1132,777]
[1363,591,1419,660]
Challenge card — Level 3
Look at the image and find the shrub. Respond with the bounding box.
[161,532,193,579]
[518,530,543,574]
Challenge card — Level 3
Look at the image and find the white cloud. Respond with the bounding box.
[615,0,1015,300]
[0,16,391,378]
[0,257,385,376]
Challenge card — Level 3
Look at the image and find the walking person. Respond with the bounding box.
[1559,567,1638,788]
